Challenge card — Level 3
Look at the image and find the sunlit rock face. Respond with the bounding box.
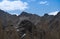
[0,9,60,39]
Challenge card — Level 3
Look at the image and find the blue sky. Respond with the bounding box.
[0,0,60,16]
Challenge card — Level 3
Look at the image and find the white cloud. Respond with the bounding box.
[0,0,28,11]
[27,0,36,2]
[11,13,19,16]
[39,1,48,5]
[48,11,59,15]
[30,0,36,1]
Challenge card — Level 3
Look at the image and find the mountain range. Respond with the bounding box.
[0,9,60,39]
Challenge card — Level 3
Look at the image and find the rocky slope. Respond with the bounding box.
[0,9,60,39]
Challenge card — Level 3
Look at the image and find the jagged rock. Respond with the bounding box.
[0,9,60,39]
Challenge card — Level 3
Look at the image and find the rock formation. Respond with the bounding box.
[0,9,60,39]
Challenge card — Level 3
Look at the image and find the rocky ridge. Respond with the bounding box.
[0,9,60,39]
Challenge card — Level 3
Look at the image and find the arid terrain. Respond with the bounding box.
[0,9,60,39]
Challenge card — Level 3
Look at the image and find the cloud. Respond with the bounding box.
[48,11,59,15]
[11,13,19,16]
[27,0,36,2]
[39,1,48,5]
[30,0,36,1]
[0,0,28,11]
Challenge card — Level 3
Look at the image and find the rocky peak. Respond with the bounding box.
[20,11,32,17]
[56,11,60,17]
[0,9,10,15]
[44,13,49,17]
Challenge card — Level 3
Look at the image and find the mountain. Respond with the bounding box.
[18,11,41,25]
[18,11,60,39]
[0,9,60,39]
[0,9,18,27]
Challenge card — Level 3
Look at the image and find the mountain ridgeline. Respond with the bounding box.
[0,9,60,39]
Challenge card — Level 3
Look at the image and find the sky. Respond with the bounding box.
[0,0,60,16]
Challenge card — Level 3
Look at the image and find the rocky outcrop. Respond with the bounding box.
[0,9,60,39]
